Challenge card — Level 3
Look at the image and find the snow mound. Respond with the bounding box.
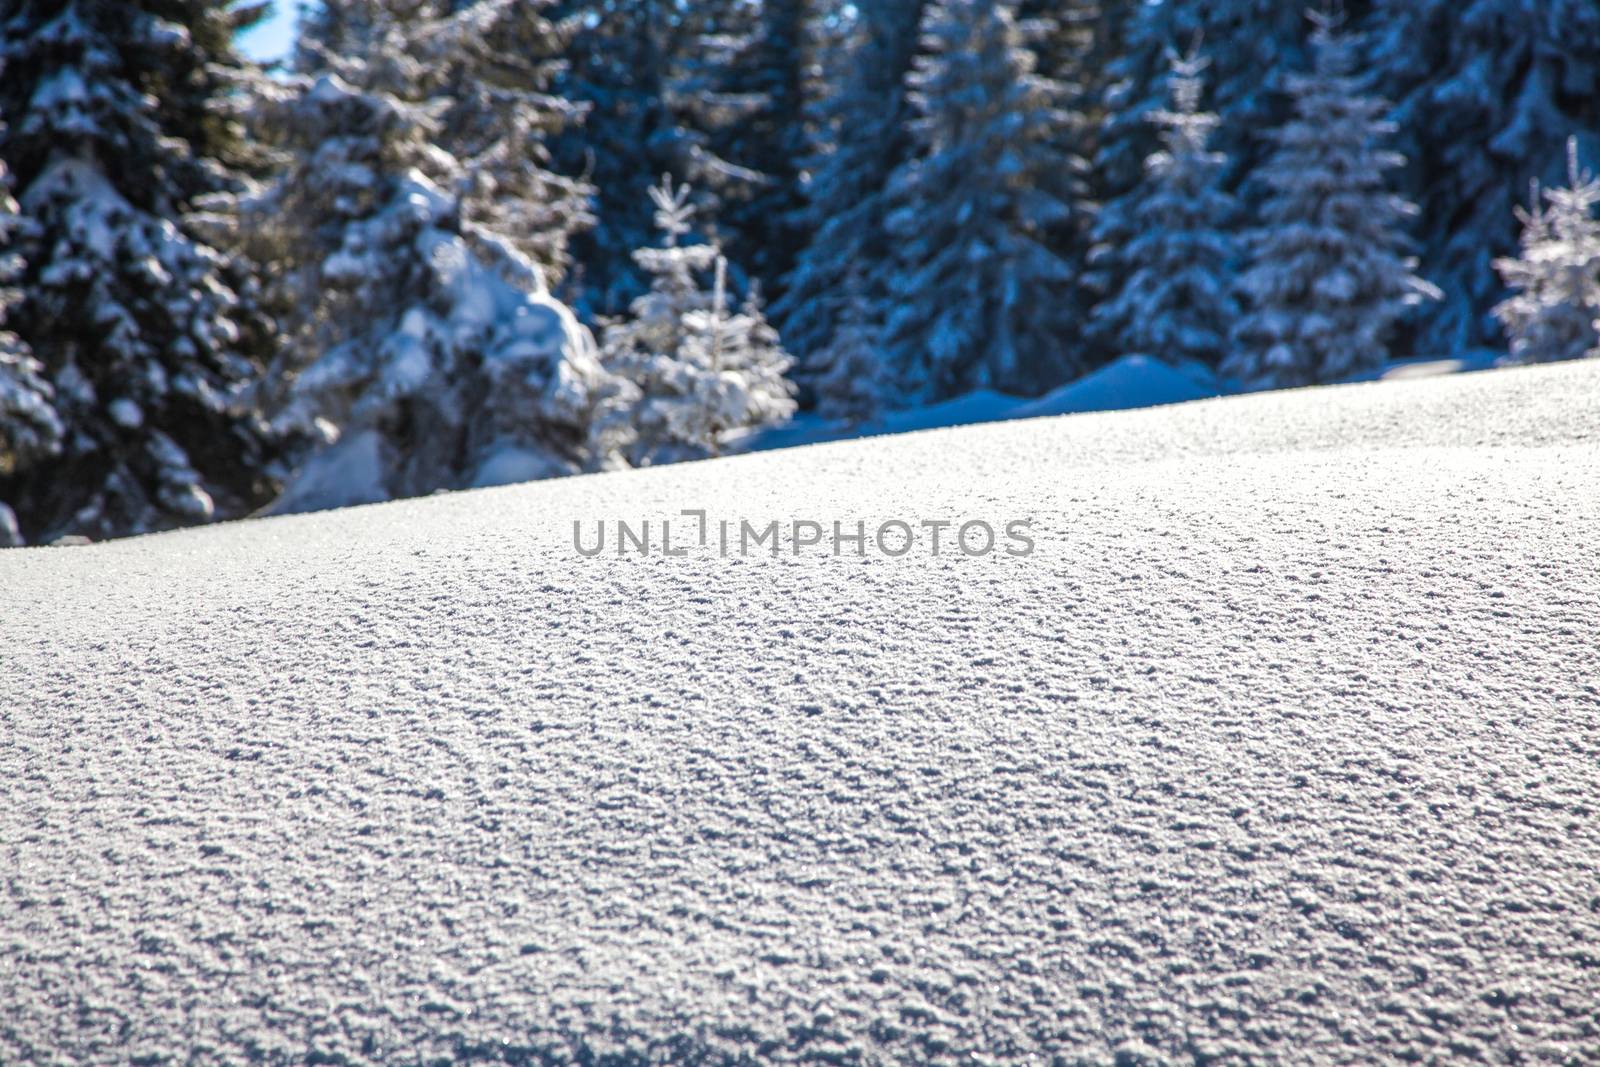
[1009,354,1218,419]
[878,386,1020,433]
[731,387,1020,452]
[3,361,1598,1065]
[266,428,391,515]
[469,443,576,489]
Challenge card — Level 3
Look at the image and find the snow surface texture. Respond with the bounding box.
[3,361,1599,1065]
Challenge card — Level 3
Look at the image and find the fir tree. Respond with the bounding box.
[1089,47,1240,367]
[233,9,613,507]
[1013,0,1106,349]
[1093,0,1320,235]
[809,264,886,425]
[773,0,927,386]
[1374,0,1600,353]
[299,0,592,288]
[598,176,795,464]
[0,0,279,542]
[1493,139,1600,365]
[1015,0,1104,99]
[882,0,1086,400]
[699,0,813,298]
[241,71,482,496]
[1086,0,1349,363]
[1092,0,1182,216]
[550,0,763,319]
[1226,11,1436,390]
[0,155,61,547]
[295,0,389,68]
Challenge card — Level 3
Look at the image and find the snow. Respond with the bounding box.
[2,361,1598,1064]
[731,388,1014,452]
[745,351,1507,458]
[21,158,125,264]
[877,386,1022,432]
[741,355,1220,452]
[469,444,575,489]
[106,397,142,428]
[1010,354,1218,418]
[29,66,89,112]
[1343,349,1503,383]
[264,428,389,515]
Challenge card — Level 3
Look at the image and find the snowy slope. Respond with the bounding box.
[3,362,1599,1065]
[740,355,1218,452]
[740,351,1498,456]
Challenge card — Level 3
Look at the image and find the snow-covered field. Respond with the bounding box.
[3,361,1598,1064]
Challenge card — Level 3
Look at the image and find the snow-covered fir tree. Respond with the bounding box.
[1226,11,1437,390]
[773,0,926,387]
[298,0,592,288]
[233,6,615,508]
[0,0,279,542]
[1088,47,1240,367]
[294,0,386,67]
[1015,0,1107,98]
[1011,0,1106,349]
[424,1,593,289]
[1092,0,1320,233]
[549,0,763,319]
[1086,0,1337,364]
[0,154,62,547]
[1373,0,1600,354]
[882,0,1086,400]
[598,177,795,464]
[809,265,886,425]
[1493,139,1600,365]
